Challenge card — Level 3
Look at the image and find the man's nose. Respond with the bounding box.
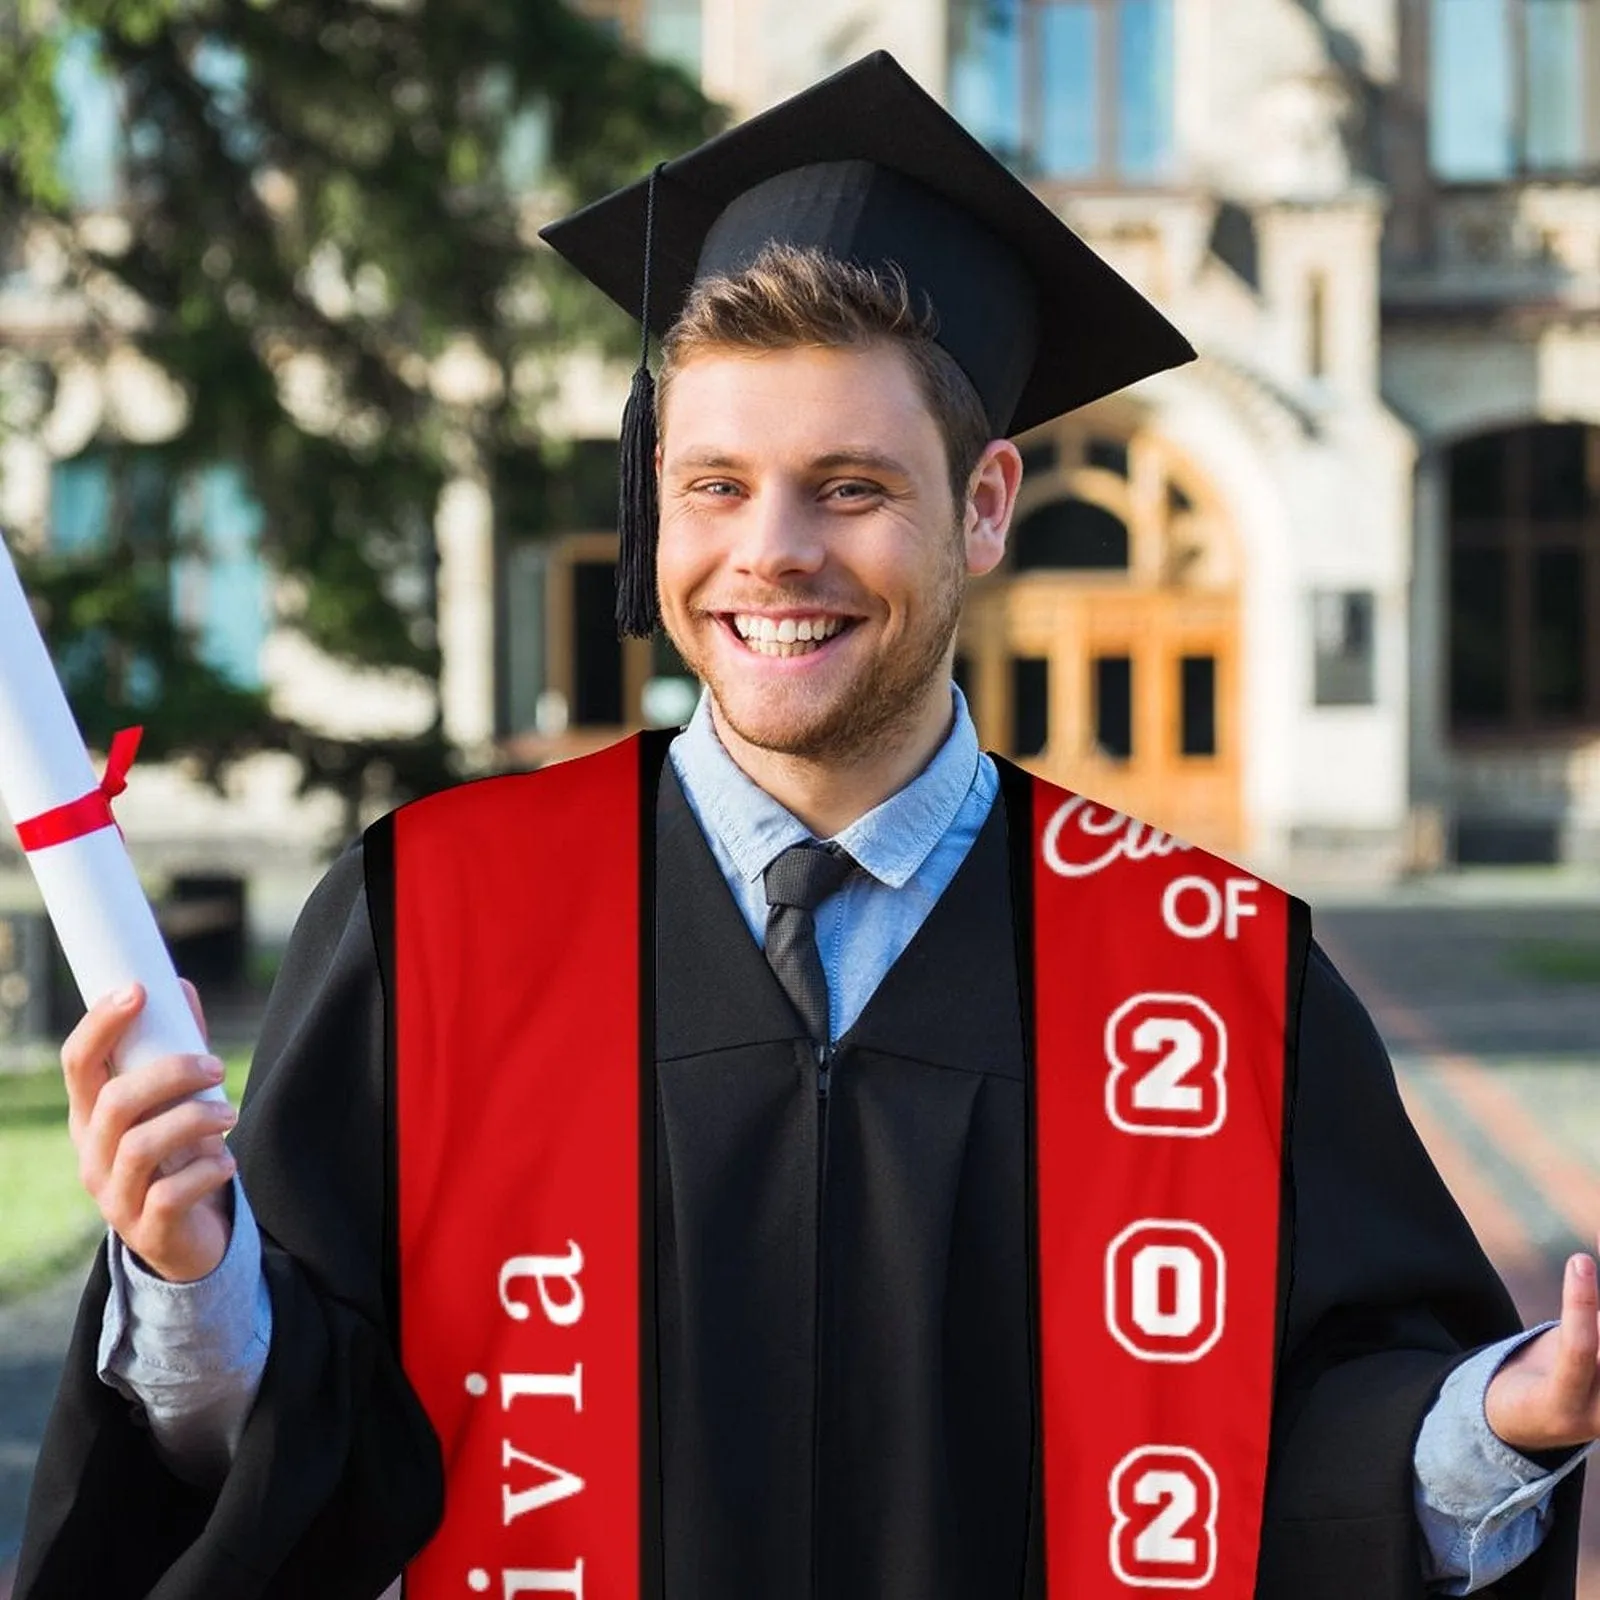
[733,490,825,580]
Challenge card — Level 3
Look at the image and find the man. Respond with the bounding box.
[14,52,1598,1600]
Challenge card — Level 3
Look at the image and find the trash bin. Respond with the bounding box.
[162,874,249,992]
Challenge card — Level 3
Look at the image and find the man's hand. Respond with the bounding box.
[1485,1245,1600,1455]
[63,982,238,1284]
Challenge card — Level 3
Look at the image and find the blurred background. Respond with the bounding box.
[0,0,1598,1591]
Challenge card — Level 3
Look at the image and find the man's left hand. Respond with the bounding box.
[1485,1244,1600,1455]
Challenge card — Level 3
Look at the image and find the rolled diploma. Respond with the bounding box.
[0,533,225,1102]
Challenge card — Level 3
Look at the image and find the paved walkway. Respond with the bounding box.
[1318,904,1600,1598]
[0,1266,88,1600]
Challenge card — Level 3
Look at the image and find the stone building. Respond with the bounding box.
[527,0,1600,876]
[3,0,1598,898]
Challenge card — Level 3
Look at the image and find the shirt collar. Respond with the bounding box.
[671,684,983,890]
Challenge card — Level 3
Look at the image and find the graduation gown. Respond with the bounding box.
[14,746,1583,1599]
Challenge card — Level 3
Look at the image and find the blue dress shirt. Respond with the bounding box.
[101,684,1585,1590]
[667,686,997,1041]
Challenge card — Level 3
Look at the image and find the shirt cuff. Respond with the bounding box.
[97,1173,273,1487]
[1414,1324,1592,1594]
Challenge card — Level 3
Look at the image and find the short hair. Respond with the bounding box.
[657,243,992,508]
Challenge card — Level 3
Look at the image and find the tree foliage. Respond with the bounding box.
[0,0,715,820]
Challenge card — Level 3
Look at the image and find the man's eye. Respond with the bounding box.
[693,479,742,497]
[827,480,883,501]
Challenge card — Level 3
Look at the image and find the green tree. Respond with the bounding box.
[0,0,715,825]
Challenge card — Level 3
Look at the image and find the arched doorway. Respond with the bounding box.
[959,407,1243,851]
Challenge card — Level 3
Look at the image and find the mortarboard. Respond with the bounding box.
[540,50,1196,637]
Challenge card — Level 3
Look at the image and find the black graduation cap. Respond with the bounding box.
[540,50,1195,636]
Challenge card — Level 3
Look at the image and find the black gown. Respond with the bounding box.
[14,755,1584,1599]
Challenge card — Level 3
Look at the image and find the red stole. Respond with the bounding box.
[392,736,1288,1598]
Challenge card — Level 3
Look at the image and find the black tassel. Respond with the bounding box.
[615,362,659,637]
[615,162,666,639]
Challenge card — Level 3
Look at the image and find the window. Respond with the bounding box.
[1447,424,1600,733]
[1007,426,1213,578]
[469,66,553,193]
[950,0,1175,180]
[1093,654,1133,758]
[496,439,672,737]
[49,448,270,689]
[1430,0,1600,179]
[644,0,701,74]
[572,559,624,724]
[500,101,552,191]
[1011,657,1050,755]
[54,31,125,208]
[51,30,270,212]
[518,536,690,736]
[1307,272,1329,381]
[172,465,269,688]
[188,37,262,166]
[1179,655,1217,754]
[643,632,697,727]
[1012,499,1131,569]
[1312,591,1377,706]
[1086,437,1131,476]
[1021,439,1060,476]
[51,449,172,552]
[953,652,974,703]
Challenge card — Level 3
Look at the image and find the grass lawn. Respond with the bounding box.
[0,1053,251,1303]
[1504,941,1600,986]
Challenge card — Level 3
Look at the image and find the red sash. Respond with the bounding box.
[1032,790,1286,1596]
[394,737,1288,1597]
[395,740,643,1598]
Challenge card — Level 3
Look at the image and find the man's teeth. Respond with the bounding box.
[731,614,846,656]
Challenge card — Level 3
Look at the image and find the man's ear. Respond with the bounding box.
[964,440,1024,578]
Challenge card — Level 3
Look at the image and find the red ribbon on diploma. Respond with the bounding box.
[15,727,144,853]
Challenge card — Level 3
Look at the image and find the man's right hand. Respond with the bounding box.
[63,982,238,1283]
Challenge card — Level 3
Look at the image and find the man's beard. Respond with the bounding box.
[669,548,965,768]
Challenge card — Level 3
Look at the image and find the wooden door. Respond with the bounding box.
[960,412,1243,855]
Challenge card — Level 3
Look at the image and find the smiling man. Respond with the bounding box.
[14,51,1595,1600]
[654,273,1007,832]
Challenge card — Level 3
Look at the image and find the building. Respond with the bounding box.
[515,0,1600,878]
[4,0,1599,898]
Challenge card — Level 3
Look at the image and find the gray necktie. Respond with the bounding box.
[763,842,856,1044]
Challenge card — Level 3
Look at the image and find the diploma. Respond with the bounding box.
[0,530,225,1100]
